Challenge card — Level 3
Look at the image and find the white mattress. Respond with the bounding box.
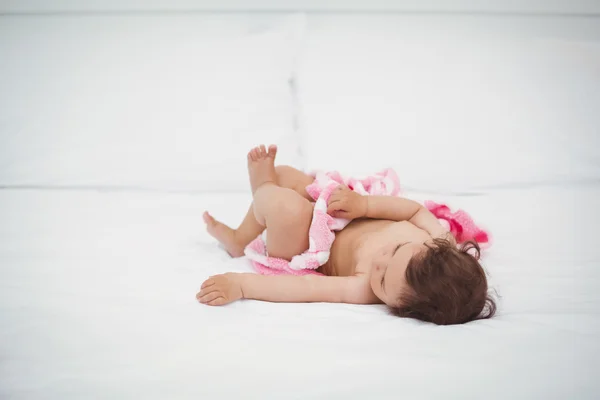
[1,185,599,399]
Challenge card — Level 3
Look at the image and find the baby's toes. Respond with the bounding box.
[203,211,214,225]
[248,147,258,162]
[267,144,278,159]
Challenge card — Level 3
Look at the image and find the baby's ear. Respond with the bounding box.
[460,240,481,260]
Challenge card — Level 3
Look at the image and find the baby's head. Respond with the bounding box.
[370,238,495,325]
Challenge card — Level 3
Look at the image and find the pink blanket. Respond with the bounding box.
[244,169,490,276]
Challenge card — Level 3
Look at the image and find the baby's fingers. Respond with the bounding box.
[327,200,343,215]
[198,290,223,304]
[201,278,215,289]
[197,284,218,299]
[328,191,341,203]
[207,297,228,306]
[330,210,349,219]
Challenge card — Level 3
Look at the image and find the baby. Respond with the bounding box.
[197,145,496,325]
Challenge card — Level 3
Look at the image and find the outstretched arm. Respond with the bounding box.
[196,273,376,306]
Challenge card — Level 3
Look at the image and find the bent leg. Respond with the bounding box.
[204,160,315,257]
[234,165,314,246]
[252,183,313,260]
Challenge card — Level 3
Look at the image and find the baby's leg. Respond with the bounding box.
[204,147,314,257]
[232,165,314,247]
[256,187,313,259]
[249,146,312,260]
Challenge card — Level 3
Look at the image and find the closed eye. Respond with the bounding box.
[393,243,403,256]
[383,243,404,292]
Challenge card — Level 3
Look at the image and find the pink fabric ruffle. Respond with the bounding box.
[424,201,490,245]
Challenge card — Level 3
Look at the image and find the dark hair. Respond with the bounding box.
[392,238,496,325]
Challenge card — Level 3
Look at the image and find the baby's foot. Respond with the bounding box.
[247,144,278,194]
[203,211,244,257]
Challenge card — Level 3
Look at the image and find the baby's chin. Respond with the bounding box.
[371,284,401,308]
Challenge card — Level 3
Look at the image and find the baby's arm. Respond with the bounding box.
[243,274,374,303]
[197,272,375,306]
[327,185,453,242]
[365,196,453,242]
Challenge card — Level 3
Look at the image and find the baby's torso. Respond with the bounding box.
[320,219,432,277]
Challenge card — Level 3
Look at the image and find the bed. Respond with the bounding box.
[2,7,600,400]
[1,184,599,399]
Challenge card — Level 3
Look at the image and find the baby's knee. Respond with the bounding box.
[269,192,313,226]
[253,185,309,222]
[274,193,311,217]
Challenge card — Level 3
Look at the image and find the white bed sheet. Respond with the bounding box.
[1,185,599,399]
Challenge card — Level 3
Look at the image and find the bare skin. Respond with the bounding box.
[197,144,454,307]
[203,160,314,257]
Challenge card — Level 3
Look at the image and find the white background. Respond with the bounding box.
[1,0,600,14]
[1,2,599,399]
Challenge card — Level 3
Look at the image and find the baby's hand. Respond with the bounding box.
[327,185,368,220]
[196,273,243,306]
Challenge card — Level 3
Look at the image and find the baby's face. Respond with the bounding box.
[369,241,426,306]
